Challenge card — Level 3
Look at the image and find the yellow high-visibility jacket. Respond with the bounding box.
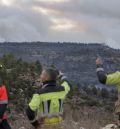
[28,80,71,125]
[106,71,120,92]
[96,66,120,92]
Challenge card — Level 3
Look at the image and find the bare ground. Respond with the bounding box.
[9,104,116,129]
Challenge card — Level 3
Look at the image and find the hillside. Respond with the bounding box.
[0,42,120,86]
[0,42,119,129]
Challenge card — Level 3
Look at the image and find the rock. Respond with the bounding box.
[79,127,85,129]
[101,124,117,129]
[19,127,26,129]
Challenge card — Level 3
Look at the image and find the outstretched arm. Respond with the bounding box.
[96,58,120,86]
[58,71,71,94]
[96,57,107,84]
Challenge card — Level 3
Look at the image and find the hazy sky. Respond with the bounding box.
[0,0,120,48]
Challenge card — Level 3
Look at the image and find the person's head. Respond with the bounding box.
[40,68,58,83]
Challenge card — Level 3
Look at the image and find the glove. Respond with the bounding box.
[58,71,67,82]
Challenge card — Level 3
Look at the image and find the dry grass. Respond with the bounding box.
[9,104,116,129]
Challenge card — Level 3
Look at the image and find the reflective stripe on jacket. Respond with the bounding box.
[29,80,70,124]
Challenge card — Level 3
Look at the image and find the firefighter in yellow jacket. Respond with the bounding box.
[96,57,120,127]
[26,68,71,129]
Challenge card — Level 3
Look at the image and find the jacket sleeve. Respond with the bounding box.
[26,106,39,127]
[96,65,107,84]
[61,81,70,94]
[96,65,120,86]
[59,74,72,94]
[29,94,41,112]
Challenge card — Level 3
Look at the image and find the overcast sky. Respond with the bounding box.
[0,0,120,48]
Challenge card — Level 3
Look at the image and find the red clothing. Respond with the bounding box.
[0,85,8,120]
[0,85,8,102]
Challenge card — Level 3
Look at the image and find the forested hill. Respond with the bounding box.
[0,42,120,85]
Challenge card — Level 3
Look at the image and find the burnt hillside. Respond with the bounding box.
[0,42,120,85]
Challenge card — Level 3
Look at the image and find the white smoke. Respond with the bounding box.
[105,39,120,49]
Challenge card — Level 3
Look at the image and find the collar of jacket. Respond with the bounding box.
[42,80,57,88]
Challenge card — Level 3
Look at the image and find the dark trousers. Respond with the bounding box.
[0,119,11,129]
